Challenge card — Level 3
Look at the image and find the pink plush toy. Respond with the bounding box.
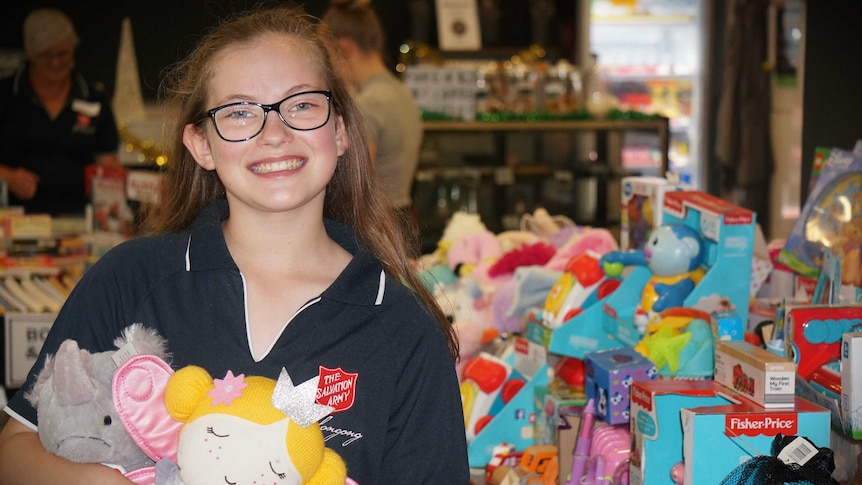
[446,230,502,278]
[545,227,619,272]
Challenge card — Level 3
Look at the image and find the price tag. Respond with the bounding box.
[777,436,818,467]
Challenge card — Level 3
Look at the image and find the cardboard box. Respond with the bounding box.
[662,191,756,326]
[841,332,862,439]
[620,175,688,250]
[784,304,862,380]
[533,383,585,446]
[556,412,582,485]
[681,397,831,485]
[467,337,548,468]
[713,340,796,408]
[584,346,657,425]
[629,380,734,485]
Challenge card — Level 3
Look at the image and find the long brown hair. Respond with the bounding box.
[149,4,458,361]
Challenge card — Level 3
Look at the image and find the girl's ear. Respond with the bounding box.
[335,115,348,157]
[183,123,215,170]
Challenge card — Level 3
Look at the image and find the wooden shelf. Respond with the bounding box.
[413,117,670,250]
[422,118,670,173]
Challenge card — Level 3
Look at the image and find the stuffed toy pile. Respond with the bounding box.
[417,209,619,377]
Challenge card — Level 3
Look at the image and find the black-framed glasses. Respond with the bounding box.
[205,90,332,142]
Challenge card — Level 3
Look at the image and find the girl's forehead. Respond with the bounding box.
[207,36,325,100]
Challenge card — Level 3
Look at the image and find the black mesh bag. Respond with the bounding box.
[718,434,839,485]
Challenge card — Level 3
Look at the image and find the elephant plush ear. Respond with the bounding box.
[113,354,181,464]
[53,339,97,407]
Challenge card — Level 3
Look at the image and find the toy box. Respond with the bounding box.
[600,191,756,352]
[467,337,548,468]
[620,175,688,251]
[681,397,831,485]
[533,382,586,446]
[784,304,862,380]
[629,380,734,485]
[660,191,756,324]
[841,332,862,439]
[584,346,657,425]
[713,340,796,409]
[778,146,862,285]
[714,310,744,341]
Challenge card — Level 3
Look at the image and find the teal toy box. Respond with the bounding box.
[549,191,756,359]
[584,346,657,425]
[661,191,756,326]
[603,190,757,349]
[466,337,548,468]
[629,379,734,485]
[681,397,831,485]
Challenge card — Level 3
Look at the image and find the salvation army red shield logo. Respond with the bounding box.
[316,366,358,412]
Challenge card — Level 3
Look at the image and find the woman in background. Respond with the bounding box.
[0,8,121,216]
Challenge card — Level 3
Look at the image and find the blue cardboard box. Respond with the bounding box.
[681,397,831,485]
[629,379,734,485]
[584,346,657,425]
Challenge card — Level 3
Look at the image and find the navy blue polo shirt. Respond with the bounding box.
[0,66,119,215]
[5,199,469,484]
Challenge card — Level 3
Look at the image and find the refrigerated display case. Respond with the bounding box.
[588,0,706,188]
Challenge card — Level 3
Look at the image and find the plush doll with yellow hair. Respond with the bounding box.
[157,366,349,485]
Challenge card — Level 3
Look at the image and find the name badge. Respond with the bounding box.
[72,99,101,117]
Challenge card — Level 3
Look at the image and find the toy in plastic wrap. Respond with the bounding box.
[542,252,621,329]
[583,424,630,485]
[620,175,688,251]
[460,352,525,442]
[600,223,706,331]
[779,147,862,286]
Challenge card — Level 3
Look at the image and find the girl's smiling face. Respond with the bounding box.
[183,33,348,217]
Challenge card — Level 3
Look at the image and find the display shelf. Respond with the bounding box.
[414,117,669,250]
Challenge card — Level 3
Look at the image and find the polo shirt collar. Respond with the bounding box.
[186,198,385,306]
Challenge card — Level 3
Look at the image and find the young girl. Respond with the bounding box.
[0,5,468,485]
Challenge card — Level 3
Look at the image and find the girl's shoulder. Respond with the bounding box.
[89,232,192,276]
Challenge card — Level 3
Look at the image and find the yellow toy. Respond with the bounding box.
[164,366,348,485]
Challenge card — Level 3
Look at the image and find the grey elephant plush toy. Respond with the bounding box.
[24,323,170,478]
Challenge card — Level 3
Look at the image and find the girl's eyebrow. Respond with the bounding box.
[212,84,320,106]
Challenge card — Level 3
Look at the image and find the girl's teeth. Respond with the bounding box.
[251,159,304,174]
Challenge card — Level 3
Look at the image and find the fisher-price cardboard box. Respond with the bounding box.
[681,397,831,485]
[629,379,735,485]
[661,191,756,326]
[584,346,657,425]
[620,176,689,250]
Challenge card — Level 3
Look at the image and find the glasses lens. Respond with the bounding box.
[279,92,331,131]
[210,91,331,142]
[212,104,265,142]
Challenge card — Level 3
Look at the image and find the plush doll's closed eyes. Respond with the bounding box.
[24,323,172,482]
